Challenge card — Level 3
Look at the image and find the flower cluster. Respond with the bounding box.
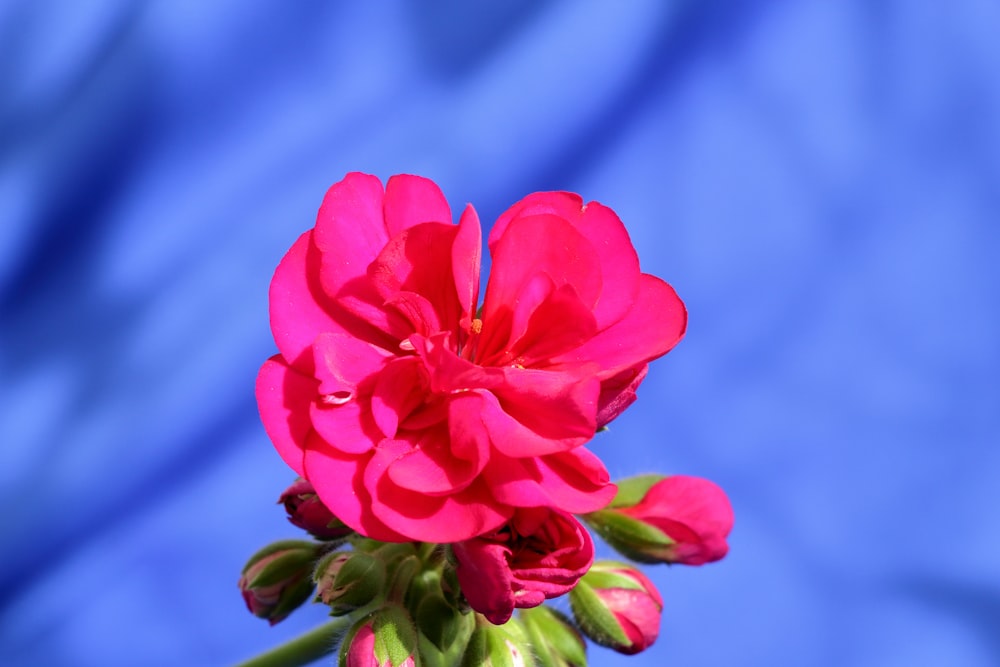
[240,174,733,665]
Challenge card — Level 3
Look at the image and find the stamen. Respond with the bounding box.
[471,318,483,334]
[399,338,415,352]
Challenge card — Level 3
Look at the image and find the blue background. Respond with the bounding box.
[2,2,998,665]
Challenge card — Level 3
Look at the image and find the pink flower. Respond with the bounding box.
[619,475,733,565]
[452,507,594,625]
[279,478,352,540]
[569,562,663,655]
[256,173,686,542]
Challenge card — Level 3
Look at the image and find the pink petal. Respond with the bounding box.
[312,332,390,393]
[452,205,482,333]
[302,435,408,543]
[481,449,614,513]
[488,193,640,331]
[365,440,510,542]
[501,274,597,367]
[487,191,584,250]
[268,231,342,372]
[536,448,617,512]
[574,202,641,330]
[309,399,381,455]
[452,539,515,624]
[595,364,648,428]
[480,215,603,353]
[384,291,442,338]
[313,172,388,298]
[487,366,599,455]
[256,357,315,476]
[551,273,686,380]
[369,357,427,438]
[385,422,486,495]
[383,174,452,237]
[368,222,463,338]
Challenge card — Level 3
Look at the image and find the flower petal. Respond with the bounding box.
[313,332,390,393]
[552,273,686,379]
[365,439,510,542]
[595,364,648,428]
[501,274,597,367]
[368,222,464,338]
[309,399,381,455]
[574,201,641,330]
[452,539,515,625]
[452,205,482,333]
[256,357,315,476]
[370,357,427,438]
[313,172,387,294]
[302,435,408,543]
[487,191,583,250]
[488,193,639,330]
[383,173,452,236]
[488,366,599,455]
[480,214,602,357]
[268,232,342,372]
[482,448,614,514]
[385,418,487,495]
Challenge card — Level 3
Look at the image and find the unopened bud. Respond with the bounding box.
[238,540,318,625]
[461,616,535,667]
[315,550,387,616]
[519,606,586,667]
[340,604,418,667]
[569,561,662,655]
[584,474,733,565]
[279,478,353,541]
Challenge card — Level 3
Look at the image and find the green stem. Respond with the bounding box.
[234,619,351,667]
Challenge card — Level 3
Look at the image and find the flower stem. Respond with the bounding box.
[234,619,351,667]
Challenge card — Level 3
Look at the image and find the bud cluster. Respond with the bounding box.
[240,473,733,664]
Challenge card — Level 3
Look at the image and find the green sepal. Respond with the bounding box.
[569,581,631,650]
[373,604,420,667]
[580,569,646,593]
[415,593,463,651]
[582,510,675,564]
[241,539,316,575]
[520,606,587,667]
[605,474,666,510]
[267,574,316,624]
[247,542,317,588]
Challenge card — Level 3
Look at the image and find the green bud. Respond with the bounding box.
[315,550,386,615]
[519,606,587,667]
[581,508,674,565]
[462,616,536,667]
[238,540,318,625]
[340,604,420,667]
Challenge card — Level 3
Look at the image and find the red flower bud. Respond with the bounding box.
[452,508,594,625]
[569,561,662,655]
[279,478,353,540]
[238,540,317,625]
[585,474,733,565]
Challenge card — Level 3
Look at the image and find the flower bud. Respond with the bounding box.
[279,478,353,540]
[584,474,733,565]
[568,561,662,655]
[238,540,317,625]
[315,550,387,616]
[461,616,536,667]
[340,604,419,667]
[519,606,586,667]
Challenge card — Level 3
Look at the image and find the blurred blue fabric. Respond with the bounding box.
[2,1,998,665]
